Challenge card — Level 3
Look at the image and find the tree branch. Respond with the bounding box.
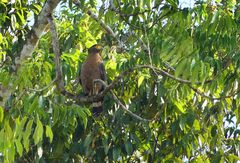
[0,0,61,108]
[87,10,116,38]
[15,0,61,67]
[135,65,212,85]
[28,77,57,92]
[94,79,151,122]
[87,10,124,49]
[135,65,238,100]
[47,15,64,92]
[189,85,239,101]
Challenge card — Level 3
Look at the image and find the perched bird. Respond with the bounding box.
[80,44,106,116]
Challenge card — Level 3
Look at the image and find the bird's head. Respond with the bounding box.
[88,44,103,54]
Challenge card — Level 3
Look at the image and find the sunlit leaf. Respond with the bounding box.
[23,119,33,152]
[228,154,240,162]
[33,118,43,145]
[193,119,200,131]
[16,12,25,25]
[175,59,187,77]
[138,75,144,88]
[11,14,16,30]
[45,125,53,143]
[15,116,27,140]
[15,139,23,156]
[173,101,186,113]
[0,106,3,123]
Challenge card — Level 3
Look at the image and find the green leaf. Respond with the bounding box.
[68,0,73,9]
[5,121,13,139]
[106,59,118,79]
[0,33,3,43]
[0,106,3,123]
[78,109,88,129]
[85,40,96,48]
[211,125,217,137]
[45,125,53,143]
[16,11,25,24]
[28,96,38,114]
[175,59,187,77]
[113,148,120,161]
[6,145,15,163]
[191,60,200,83]
[105,10,115,24]
[31,4,42,14]
[11,14,16,30]
[138,76,144,88]
[193,119,200,131]
[200,61,206,84]
[173,101,186,113]
[53,106,59,125]
[179,118,186,131]
[186,145,191,158]
[228,154,240,162]
[0,129,3,148]
[102,138,110,155]
[212,151,222,163]
[145,0,151,9]
[23,119,33,152]
[84,133,93,148]
[125,141,133,155]
[15,139,23,156]
[33,118,43,145]
[15,116,27,140]
[166,0,178,8]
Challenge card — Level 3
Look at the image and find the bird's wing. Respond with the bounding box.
[79,64,83,86]
[99,62,107,82]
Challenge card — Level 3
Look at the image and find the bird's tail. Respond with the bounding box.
[92,101,103,117]
[92,82,104,117]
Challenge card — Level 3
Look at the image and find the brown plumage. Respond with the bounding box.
[80,44,106,116]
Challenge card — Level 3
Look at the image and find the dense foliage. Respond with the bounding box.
[0,0,240,162]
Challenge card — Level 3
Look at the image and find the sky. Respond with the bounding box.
[179,0,195,8]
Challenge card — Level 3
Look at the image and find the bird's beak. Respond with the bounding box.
[96,45,103,51]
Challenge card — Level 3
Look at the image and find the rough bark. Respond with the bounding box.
[0,0,61,108]
[15,0,61,66]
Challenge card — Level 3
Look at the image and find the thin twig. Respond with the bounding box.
[136,65,238,100]
[94,79,151,122]
[189,85,239,101]
[87,10,124,49]
[135,65,212,85]
[87,10,116,38]
[163,62,175,71]
[47,14,64,92]
[111,91,151,122]
[28,77,57,92]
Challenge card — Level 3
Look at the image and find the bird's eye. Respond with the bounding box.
[96,45,102,50]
